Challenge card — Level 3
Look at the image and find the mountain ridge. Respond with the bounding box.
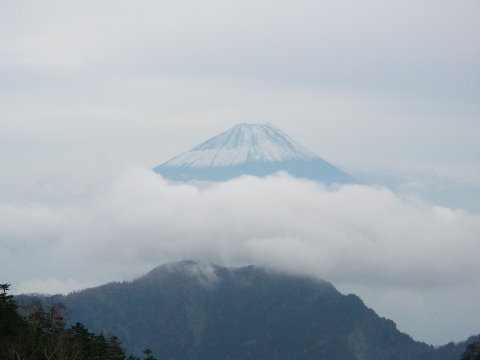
[16,261,478,359]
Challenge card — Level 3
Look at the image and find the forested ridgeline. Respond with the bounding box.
[0,284,156,360]
[2,281,479,360]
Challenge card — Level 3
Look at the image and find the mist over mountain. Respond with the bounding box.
[154,123,357,184]
[17,261,479,359]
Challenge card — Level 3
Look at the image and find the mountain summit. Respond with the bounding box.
[154,123,357,183]
[161,123,318,167]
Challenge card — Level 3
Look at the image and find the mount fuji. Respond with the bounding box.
[154,123,357,184]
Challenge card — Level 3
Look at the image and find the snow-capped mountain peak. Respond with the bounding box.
[154,123,357,184]
[162,123,318,168]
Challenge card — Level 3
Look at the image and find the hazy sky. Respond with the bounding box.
[1,0,479,346]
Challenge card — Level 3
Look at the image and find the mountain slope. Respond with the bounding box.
[17,261,476,359]
[154,123,357,183]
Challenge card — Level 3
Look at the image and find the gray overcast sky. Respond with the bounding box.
[1,0,480,346]
[1,0,479,195]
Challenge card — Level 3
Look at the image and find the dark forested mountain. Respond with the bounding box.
[17,261,479,359]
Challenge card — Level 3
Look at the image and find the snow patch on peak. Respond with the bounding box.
[162,123,319,168]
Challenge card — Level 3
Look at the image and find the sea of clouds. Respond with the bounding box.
[2,167,479,344]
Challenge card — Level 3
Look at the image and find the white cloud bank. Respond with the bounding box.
[2,168,480,344]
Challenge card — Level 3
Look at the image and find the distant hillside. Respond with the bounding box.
[17,261,479,359]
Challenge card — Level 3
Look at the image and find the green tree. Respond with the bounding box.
[143,348,157,360]
[0,282,143,360]
[106,336,127,360]
[0,283,28,359]
[461,342,480,360]
[0,283,25,334]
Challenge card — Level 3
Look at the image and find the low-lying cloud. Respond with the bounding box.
[2,167,479,344]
